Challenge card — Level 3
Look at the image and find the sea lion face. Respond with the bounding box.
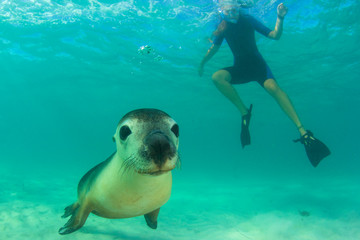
[113,109,180,175]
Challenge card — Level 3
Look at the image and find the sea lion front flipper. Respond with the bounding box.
[144,208,160,229]
[59,200,92,235]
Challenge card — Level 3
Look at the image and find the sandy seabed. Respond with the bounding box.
[0,168,359,240]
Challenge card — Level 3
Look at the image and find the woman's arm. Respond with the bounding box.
[268,3,288,40]
[198,44,220,77]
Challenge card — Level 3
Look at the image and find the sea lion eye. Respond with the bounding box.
[120,125,132,140]
[171,124,179,137]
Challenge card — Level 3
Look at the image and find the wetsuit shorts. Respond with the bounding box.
[223,57,275,86]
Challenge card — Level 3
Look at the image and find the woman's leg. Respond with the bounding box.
[212,70,248,116]
[263,78,306,136]
[264,79,331,166]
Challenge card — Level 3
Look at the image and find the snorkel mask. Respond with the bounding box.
[238,0,254,8]
[219,0,254,23]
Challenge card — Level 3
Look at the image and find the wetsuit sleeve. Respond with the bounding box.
[248,16,272,37]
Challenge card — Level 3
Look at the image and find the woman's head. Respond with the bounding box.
[220,4,241,23]
[218,0,254,23]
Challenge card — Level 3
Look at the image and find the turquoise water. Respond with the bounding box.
[1,0,359,239]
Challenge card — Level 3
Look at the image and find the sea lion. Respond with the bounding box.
[59,108,180,235]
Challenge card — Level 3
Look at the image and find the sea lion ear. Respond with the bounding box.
[112,136,115,142]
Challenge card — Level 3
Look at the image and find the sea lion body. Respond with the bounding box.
[59,109,180,235]
[82,155,172,218]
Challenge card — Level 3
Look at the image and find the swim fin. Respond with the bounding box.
[293,130,331,167]
[241,104,253,148]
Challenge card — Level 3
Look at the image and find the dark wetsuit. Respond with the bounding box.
[213,14,274,86]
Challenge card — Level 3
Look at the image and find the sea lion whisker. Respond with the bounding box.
[176,154,181,169]
[130,158,141,174]
[119,154,135,175]
[121,155,136,175]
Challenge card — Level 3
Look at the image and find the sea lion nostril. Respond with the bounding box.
[148,135,170,153]
[151,140,170,154]
[145,133,174,164]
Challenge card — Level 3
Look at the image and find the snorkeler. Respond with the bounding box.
[198,1,330,167]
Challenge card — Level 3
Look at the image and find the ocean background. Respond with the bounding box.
[1,0,359,239]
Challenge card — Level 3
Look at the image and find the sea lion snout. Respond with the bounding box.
[144,130,176,165]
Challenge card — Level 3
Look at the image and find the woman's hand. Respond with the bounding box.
[277,3,288,19]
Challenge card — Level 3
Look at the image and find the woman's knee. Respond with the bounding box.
[212,70,230,84]
[264,79,281,95]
